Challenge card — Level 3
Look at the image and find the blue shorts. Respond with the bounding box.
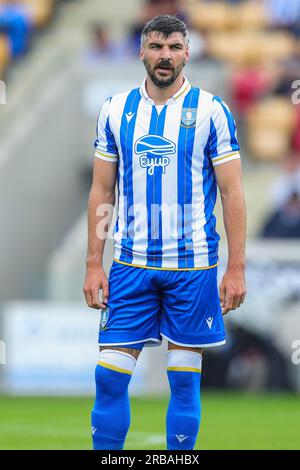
[98,260,226,349]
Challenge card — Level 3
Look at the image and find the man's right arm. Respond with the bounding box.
[83,157,118,309]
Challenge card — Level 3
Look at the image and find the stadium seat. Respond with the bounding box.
[247,97,296,132]
[246,98,296,161]
[235,1,267,31]
[207,31,296,67]
[208,32,262,66]
[188,0,267,32]
[260,32,297,64]
[188,1,234,32]
[247,129,291,162]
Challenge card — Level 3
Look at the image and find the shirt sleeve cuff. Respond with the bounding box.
[95,149,119,162]
[211,151,240,167]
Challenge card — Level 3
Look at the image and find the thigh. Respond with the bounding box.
[168,342,203,355]
[100,346,141,360]
[160,267,225,348]
[98,261,162,346]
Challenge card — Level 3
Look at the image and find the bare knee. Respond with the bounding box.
[168,342,203,356]
[100,346,141,360]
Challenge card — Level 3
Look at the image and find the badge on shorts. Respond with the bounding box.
[100,306,110,331]
[180,108,197,128]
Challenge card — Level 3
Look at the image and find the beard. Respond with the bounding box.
[143,58,186,88]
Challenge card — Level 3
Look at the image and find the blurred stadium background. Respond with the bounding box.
[0,0,300,450]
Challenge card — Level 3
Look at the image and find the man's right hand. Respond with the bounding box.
[83,265,109,310]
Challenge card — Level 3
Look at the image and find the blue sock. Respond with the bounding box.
[91,350,136,450]
[166,350,202,450]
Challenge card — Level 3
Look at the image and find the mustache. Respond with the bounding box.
[155,61,174,70]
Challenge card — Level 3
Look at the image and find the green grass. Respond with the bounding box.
[0,393,299,450]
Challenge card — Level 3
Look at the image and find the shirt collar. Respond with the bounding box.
[140,76,191,105]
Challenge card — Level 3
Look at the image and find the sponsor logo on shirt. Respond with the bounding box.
[135,134,176,175]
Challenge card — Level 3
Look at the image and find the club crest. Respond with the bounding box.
[99,306,110,331]
[180,107,197,128]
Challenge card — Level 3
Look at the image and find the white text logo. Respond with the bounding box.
[0,340,6,365]
[0,80,6,105]
[291,340,300,365]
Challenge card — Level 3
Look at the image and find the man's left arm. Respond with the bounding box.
[214,159,247,315]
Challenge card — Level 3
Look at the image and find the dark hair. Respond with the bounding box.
[141,15,189,46]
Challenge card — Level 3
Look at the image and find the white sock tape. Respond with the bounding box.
[167,349,202,370]
[99,349,136,373]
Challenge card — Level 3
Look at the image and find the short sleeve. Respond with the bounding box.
[94,98,119,162]
[209,96,240,166]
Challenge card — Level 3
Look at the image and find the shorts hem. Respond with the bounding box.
[98,337,162,348]
[161,333,226,348]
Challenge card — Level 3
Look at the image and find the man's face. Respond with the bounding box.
[140,32,189,88]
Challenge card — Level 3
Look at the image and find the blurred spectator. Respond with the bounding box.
[129,0,187,53]
[261,191,300,238]
[273,46,300,96]
[264,0,300,37]
[202,325,291,390]
[145,0,181,17]
[0,1,32,58]
[231,66,273,116]
[291,107,300,153]
[268,153,300,208]
[85,23,133,63]
[86,23,119,60]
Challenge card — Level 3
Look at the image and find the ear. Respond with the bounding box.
[140,46,145,62]
[185,46,190,63]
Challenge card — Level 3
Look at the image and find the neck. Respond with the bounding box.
[145,74,185,105]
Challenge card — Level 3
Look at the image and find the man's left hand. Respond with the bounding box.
[219,267,246,315]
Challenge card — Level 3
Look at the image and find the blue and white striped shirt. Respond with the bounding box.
[94,78,240,270]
